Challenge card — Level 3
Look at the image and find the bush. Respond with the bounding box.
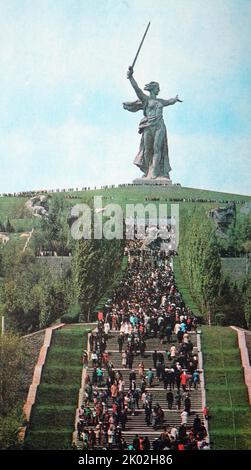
[0,408,23,449]
[214,313,226,326]
[61,303,80,323]
[23,430,73,450]
[91,256,128,320]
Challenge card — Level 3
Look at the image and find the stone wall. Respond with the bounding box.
[221,257,248,282]
[35,256,72,278]
[231,326,251,405]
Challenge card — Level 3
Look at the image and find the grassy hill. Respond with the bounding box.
[0,184,250,238]
[4,181,244,244]
[24,325,89,450]
[61,186,251,221]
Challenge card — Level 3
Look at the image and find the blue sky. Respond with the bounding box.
[0,0,251,194]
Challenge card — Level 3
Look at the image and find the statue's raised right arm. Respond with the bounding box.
[127,67,147,103]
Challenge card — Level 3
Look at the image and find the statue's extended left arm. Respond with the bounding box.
[160,95,183,107]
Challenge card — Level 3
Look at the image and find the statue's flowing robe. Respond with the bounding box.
[123,99,171,177]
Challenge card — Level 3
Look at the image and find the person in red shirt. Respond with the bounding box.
[181,371,188,391]
[178,443,185,450]
[98,311,103,322]
[203,406,209,420]
[139,436,144,451]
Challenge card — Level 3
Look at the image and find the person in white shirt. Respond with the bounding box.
[170,345,176,358]
[104,322,110,335]
[181,409,188,425]
[170,426,178,441]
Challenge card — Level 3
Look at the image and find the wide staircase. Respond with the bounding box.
[78,329,205,448]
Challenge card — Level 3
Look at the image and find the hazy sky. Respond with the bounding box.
[0,0,251,194]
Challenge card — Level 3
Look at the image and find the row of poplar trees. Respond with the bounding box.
[72,238,124,322]
[178,207,249,327]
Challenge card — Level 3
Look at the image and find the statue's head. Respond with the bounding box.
[144,81,160,95]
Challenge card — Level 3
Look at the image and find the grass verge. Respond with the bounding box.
[202,326,251,450]
[24,325,89,450]
[173,257,201,316]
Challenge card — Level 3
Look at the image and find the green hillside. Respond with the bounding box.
[1,184,251,220]
[0,185,250,247]
[24,325,89,450]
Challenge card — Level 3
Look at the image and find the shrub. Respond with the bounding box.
[61,303,81,324]
[214,313,226,326]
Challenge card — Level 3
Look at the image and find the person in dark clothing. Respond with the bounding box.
[152,437,164,451]
[178,424,187,441]
[196,425,208,440]
[175,370,181,390]
[117,334,124,353]
[166,324,172,344]
[193,414,202,434]
[141,377,147,393]
[152,350,158,368]
[129,370,136,388]
[184,395,191,415]
[152,319,158,338]
[163,369,168,389]
[134,389,141,409]
[139,339,146,357]
[132,434,140,451]
[127,351,134,369]
[89,333,95,352]
[118,410,126,431]
[158,352,164,364]
[145,403,152,426]
[177,330,184,343]
[77,420,83,439]
[166,390,174,409]
[142,436,151,450]
[92,368,98,385]
[88,429,96,449]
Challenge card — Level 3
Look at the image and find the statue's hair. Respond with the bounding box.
[144,81,160,91]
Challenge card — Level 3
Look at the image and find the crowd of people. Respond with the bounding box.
[145,196,244,204]
[77,244,209,450]
[0,184,118,198]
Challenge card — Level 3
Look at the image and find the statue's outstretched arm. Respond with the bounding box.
[161,95,183,107]
[127,67,147,103]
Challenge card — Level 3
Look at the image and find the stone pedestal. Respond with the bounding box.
[132,177,173,186]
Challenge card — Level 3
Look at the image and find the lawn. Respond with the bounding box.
[1,185,250,241]
[24,325,90,450]
[0,196,28,219]
[202,326,251,450]
[65,185,251,205]
[172,257,201,316]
